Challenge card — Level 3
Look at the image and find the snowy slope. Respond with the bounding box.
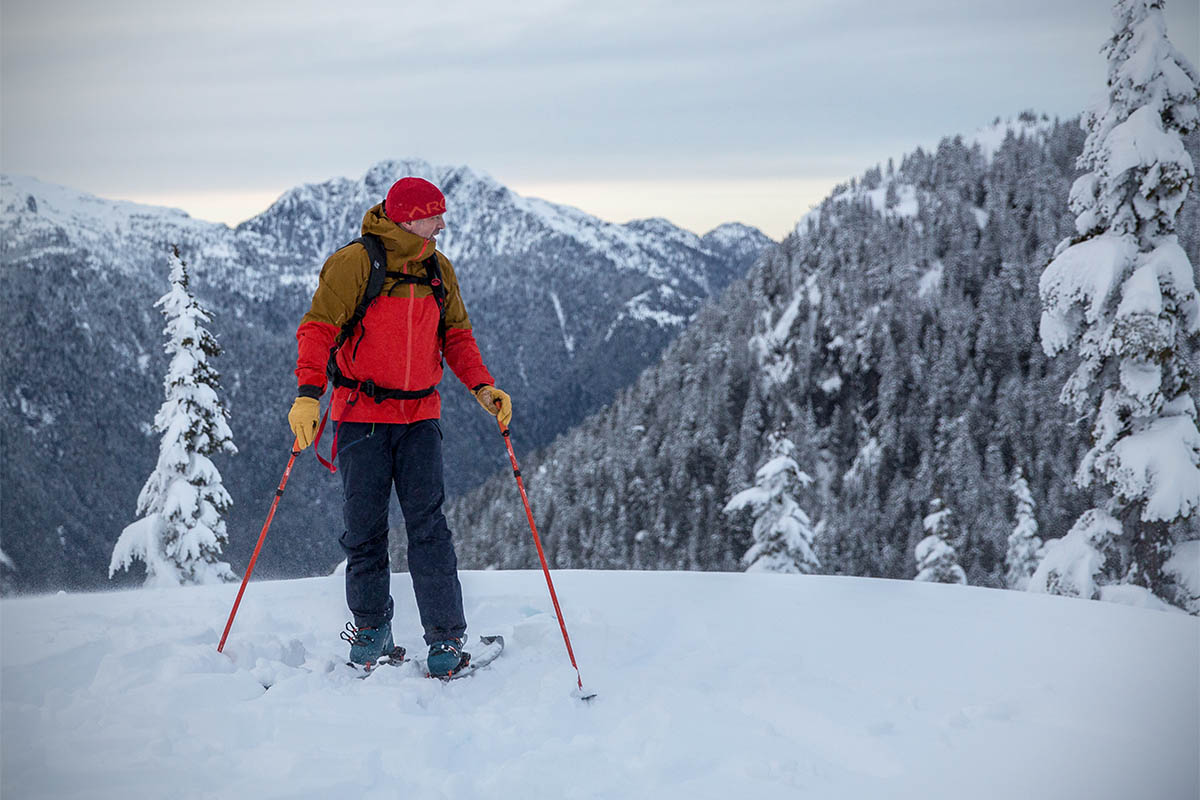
[3,572,1195,799]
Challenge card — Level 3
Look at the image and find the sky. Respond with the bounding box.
[2,0,1198,240]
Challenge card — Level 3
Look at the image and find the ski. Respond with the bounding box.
[343,646,408,679]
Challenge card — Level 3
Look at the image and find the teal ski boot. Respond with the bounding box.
[341,621,395,668]
[427,636,469,678]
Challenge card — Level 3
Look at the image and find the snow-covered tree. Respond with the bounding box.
[915,498,967,584]
[723,432,820,574]
[1006,469,1043,590]
[1037,0,1200,608]
[1028,510,1121,600]
[110,247,237,586]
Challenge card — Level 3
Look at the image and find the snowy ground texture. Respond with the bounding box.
[3,570,1197,800]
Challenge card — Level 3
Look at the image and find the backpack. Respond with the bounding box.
[325,232,448,402]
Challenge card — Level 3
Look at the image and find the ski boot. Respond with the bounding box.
[426,636,470,678]
[341,621,397,668]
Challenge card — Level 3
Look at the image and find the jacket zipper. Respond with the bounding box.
[403,240,430,390]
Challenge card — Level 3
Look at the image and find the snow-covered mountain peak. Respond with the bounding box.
[703,222,777,255]
[969,111,1056,161]
[1,174,241,284]
[237,159,769,288]
[2,174,219,238]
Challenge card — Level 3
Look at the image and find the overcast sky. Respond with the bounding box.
[3,0,1197,239]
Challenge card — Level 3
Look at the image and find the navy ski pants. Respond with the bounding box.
[336,419,466,645]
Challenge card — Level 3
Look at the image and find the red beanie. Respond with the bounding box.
[385,177,446,223]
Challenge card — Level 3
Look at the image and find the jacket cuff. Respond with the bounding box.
[297,384,324,399]
[471,383,491,393]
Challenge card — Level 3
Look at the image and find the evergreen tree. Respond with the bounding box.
[914,498,967,584]
[110,247,237,586]
[723,432,820,574]
[1037,0,1200,608]
[1006,468,1043,590]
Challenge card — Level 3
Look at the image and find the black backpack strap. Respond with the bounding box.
[333,234,388,346]
[422,254,448,353]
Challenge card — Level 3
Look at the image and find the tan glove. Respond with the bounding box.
[288,396,321,450]
[473,385,513,428]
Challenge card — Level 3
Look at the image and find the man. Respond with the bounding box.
[287,176,511,676]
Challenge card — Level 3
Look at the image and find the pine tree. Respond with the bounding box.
[110,247,237,586]
[1037,0,1200,608]
[1006,468,1043,590]
[914,498,967,584]
[723,432,820,574]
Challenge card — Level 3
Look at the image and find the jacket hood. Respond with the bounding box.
[361,203,435,262]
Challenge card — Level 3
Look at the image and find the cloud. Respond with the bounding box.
[2,0,1196,232]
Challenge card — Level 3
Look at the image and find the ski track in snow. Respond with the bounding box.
[2,571,1196,799]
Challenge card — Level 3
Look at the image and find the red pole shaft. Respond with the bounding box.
[499,421,587,691]
[217,444,300,653]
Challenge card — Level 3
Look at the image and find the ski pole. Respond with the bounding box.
[217,441,301,653]
[496,410,594,699]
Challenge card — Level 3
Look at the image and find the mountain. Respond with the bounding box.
[2,571,1195,798]
[0,163,772,593]
[445,117,1200,597]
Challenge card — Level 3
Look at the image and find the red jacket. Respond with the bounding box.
[295,204,493,424]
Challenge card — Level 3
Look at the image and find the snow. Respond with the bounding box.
[548,290,575,356]
[3,570,1196,799]
[15,391,56,427]
[1029,509,1121,600]
[1098,582,1175,611]
[1108,396,1200,521]
[1165,540,1200,612]
[819,374,843,394]
[820,180,920,226]
[1144,236,1200,335]
[914,536,967,585]
[624,287,687,328]
[1104,105,1194,194]
[1006,472,1042,592]
[918,260,944,298]
[769,291,804,345]
[1115,260,1163,318]
[969,116,1054,161]
[1038,234,1138,355]
[604,287,691,341]
[702,222,772,249]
